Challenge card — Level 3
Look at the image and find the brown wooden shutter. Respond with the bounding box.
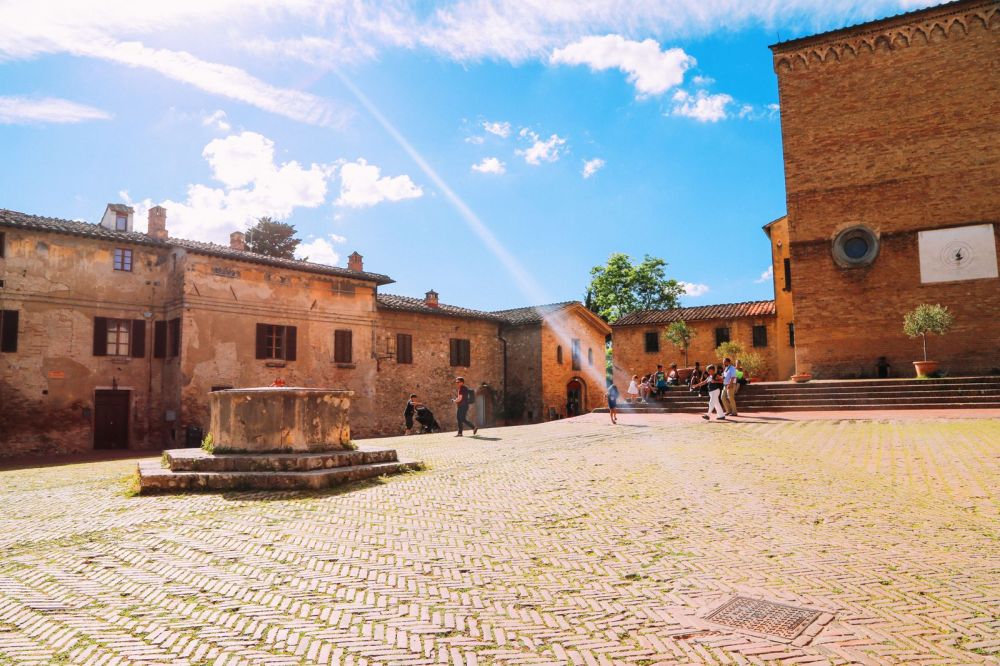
[396,333,412,364]
[153,321,167,358]
[285,326,297,361]
[335,329,353,363]
[0,310,18,353]
[462,339,471,366]
[255,323,267,359]
[93,317,108,356]
[131,319,146,358]
[449,338,458,366]
[168,318,181,357]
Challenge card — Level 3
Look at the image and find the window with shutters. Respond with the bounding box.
[715,327,730,347]
[0,310,18,353]
[449,338,470,367]
[93,317,145,357]
[571,339,581,371]
[113,248,133,271]
[396,333,413,364]
[154,318,182,359]
[334,329,353,364]
[255,323,297,361]
[644,331,659,353]
[556,345,563,364]
[752,325,768,347]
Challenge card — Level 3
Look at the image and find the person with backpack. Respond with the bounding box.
[452,376,478,437]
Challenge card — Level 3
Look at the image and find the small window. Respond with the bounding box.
[788,323,795,347]
[93,317,145,357]
[0,231,5,258]
[556,345,563,364]
[832,225,879,268]
[396,333,413,364]
[0,310,18,353]
[644,331,659,353]
[115,214,128,231]
[588,348,594,366]
[449,338,471,367]
[753,325,768,348]
[715,327,730,347]
[783,258,791,291]
[571,339,581,371]
[334,329,353,364]
[113,248,133,271]
[255,323,297,361]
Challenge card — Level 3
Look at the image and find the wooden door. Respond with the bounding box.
[94,390,130,449]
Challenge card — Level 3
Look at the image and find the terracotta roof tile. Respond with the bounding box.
[612,300,776,326]
[0,208,393,284]
[377,293,501,321]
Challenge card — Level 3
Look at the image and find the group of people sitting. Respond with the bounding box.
[625,363,684,403]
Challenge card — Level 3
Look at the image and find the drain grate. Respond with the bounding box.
[705,596,821,640]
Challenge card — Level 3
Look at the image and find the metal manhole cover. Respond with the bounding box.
[705,596,821,640]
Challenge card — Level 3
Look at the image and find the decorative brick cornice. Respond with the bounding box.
[772,0,999,73]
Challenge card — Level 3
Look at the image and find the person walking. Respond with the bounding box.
[721,357,739,416]
[606,383,620,424]
[627,375,640,403]
[692,364,726,420]
[452,377,478,437]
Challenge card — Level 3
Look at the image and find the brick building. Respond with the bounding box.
[492,302,611,422]
[770,0,1000,377]
[0,205,596,457]
[611,301,779,386]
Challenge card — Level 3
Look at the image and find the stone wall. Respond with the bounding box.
[538,309,609,419]
[498,324,542,423]
[373,308,503,435]
[772,0,1000,377]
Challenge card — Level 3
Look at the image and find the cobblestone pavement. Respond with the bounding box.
[0,413,997,666]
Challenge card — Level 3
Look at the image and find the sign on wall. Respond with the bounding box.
[918,224,998,284]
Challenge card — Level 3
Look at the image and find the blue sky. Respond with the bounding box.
[0,0,932,311]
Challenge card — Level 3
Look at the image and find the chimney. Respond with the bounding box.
[147,206,168,240]
[230,231,246,251]
[424,289,439,308]
[347,251,363,272]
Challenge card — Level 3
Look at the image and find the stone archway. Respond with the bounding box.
[566,377,586,416]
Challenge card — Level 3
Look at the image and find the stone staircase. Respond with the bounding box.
[139,447,423,492]
[601,376,1000,413]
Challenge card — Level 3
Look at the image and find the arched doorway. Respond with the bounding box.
[566,378,586,417]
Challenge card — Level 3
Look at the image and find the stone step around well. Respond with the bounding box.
[138,457,423,493]
[166,447,400,473]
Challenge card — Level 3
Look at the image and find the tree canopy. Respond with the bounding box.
[244,217,301,259]
[586,253,684,323]
[663,320,695,366]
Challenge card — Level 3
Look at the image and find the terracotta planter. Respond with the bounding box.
[791,373,812,383]
[913,360,940,378]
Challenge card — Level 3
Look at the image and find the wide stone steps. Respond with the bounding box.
[139,458,422,492]
[599,377,1000,413]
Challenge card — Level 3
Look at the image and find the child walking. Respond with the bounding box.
[692,364,727,421]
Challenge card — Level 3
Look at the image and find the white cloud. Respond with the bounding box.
[336,159,423,208]
[296,234,346,266]
[0,96,111,124]
[551,35,694,97]
[464,135,485,145]
[133,131,333,244]
[482,120,511,138]
[516,130,566,165]
[471,157,506,175]
[680,281,710,297]
[671,89,733,122]
[202,109,231,131]
[755,265,774,283]
[581,158,605,179]
[692,75,715,87]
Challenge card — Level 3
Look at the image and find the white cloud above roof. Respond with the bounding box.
[335,159,424,208]
[551,35,694,97]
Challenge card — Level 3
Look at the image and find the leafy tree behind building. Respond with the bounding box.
[586,253,684,323]
[244,217,301,259]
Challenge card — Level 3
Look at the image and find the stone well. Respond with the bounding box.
[210,387,353,453]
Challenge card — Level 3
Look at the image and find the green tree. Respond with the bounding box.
[663,320,695,367]
[244,217,301,259]
[586,253,684,323]
[903,303,954,361]
[715,341,745,363]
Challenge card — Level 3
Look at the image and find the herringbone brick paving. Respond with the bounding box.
[0,414,997,665]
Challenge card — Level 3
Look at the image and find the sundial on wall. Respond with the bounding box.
[919,224,998,284]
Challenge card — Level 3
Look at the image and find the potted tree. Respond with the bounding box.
[903,303,954,378]
[663,320,695,382]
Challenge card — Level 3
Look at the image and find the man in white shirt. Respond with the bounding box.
[721,357,739,416]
